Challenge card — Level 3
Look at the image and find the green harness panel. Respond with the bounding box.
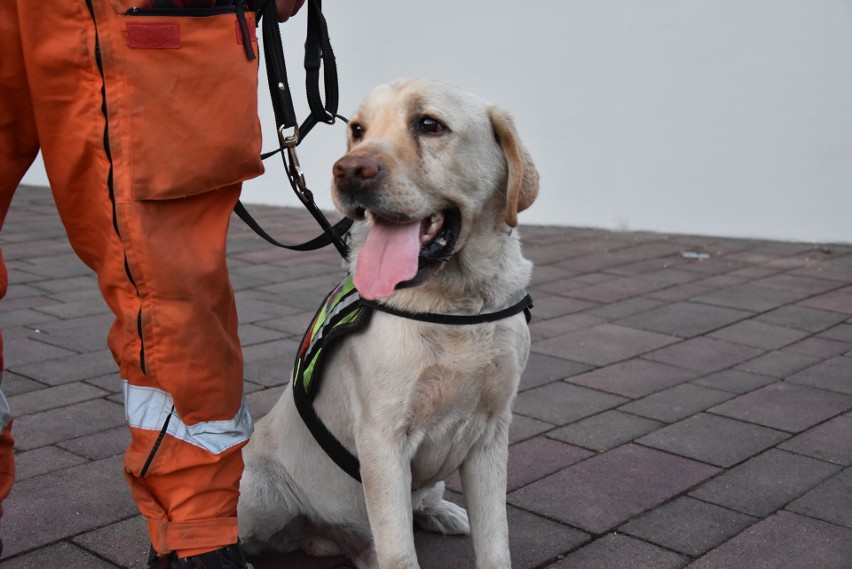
[292,274,373,481]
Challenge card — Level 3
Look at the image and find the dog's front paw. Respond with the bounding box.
[414,499,470,536]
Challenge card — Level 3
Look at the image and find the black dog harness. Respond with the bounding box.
[292,275,533,482]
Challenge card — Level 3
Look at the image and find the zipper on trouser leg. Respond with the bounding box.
[86,0,162,474]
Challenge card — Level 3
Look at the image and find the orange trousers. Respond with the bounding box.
[0,0,264,556]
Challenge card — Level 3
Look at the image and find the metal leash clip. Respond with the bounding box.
[278,123,310,204]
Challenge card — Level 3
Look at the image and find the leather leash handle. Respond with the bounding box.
[299,0,339,141]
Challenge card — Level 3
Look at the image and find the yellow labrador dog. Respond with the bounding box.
[238,79,539,569]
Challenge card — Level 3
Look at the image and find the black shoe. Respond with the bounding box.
[172,544,253,569]
[148,546,176,569]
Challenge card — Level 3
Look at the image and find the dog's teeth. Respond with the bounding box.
[420,213,445,244]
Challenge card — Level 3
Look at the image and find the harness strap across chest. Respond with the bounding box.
[291,275,533,482]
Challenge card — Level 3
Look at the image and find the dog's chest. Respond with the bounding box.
[398,326,523,483]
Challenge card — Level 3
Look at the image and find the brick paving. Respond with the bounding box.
[2,185,852,568]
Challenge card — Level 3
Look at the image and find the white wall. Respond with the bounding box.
[22,0,852,243]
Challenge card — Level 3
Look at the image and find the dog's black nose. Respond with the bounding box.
[333,153,381,194]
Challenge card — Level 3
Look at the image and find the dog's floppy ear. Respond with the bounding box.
[489,107,540,228]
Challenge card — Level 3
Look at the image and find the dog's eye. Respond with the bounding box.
[419,116,446,135]
[351,123,365,141]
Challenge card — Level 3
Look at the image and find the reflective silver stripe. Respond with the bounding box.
[306,290,360,356]
[122,380,253,455]
[0,385,10,432]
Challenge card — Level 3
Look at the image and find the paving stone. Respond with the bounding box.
[73,516,151,569]
[237,323,289,346]
[508,445,718,534]
[526,294,600,319]
[783,336,851,359]
[0,307,58,328]
[787,356,852,395]
[29,275,99,294]
[693,285,806,312]
[797,289,852,315]
[12,349,119,386]
[513,382,628,426]
[558,252,636,273]
[619,302,753,338]
[246,386,286,419]
[259,281,338,311]
[0,542,118,568]
[647,279,742,302]
[686,511,852,569]
[11,399,125,451]
[637,413,788,467]
[691,369,778,394]
[529,312,607,341]
[709,382,852,432]
[585,296,666,320]
[678,258,751,276]
[414,504,590,569]
[818,323,852,343]
[620,384,735,423]
[779,413,852,465]
[447,436,593,493]
[11,254,93,279]
[566,359,699,398]
[3,336,76,369]
[32,311,114,334]
[534,276,603,297]
[57,426,131,461]
[84,373,124,394]
[640,267,707,284]
[550,533,688,569]
[7,382,110,416]
[787,467,852,529]
[33,297,111,320]
[565,277,671,304]
[548,410,664,452]
[644,337,764,373]
[708,320,810,350]
[14,445,89,481]
[735,350,821,378]
[532,324,678,367]
[620,496,757,558]
[29,327,110,353]
[792,261,852,282]
[242,339,300,387]
[519,353,592,391]
[0,372,46,396]
[756,304,849,332]
[509,414,555,444]
[529,264,579,286]
[233,296,303,324]
[506,436,594,491]
[690,449,841,517]
[1,456,138,557]
[750,274,844,296]
[254,310,318,339]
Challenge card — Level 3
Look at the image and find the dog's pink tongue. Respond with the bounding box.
[354,219,421,300]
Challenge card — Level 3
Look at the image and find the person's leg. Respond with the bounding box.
[15,0,261,558]
[0,0,42,551]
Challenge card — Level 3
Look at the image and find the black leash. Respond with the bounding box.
[235,0,352,259]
